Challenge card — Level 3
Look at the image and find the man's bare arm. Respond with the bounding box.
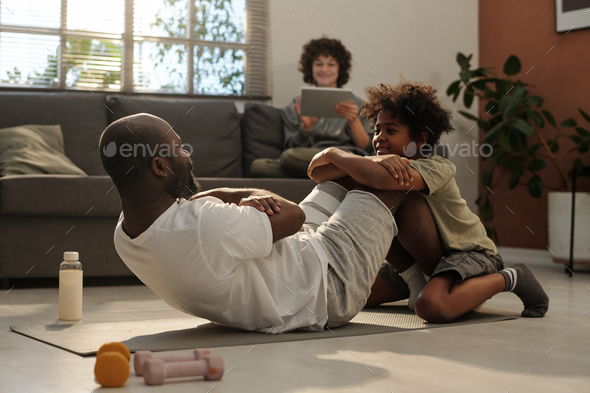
[191,188,305,242]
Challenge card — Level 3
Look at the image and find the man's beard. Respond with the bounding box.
[164,160,200,200]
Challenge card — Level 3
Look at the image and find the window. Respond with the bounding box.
[0,0,269,97]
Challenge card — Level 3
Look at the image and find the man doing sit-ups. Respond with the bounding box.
[100,113,436,333]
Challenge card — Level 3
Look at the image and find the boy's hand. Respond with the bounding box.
[369,155,413,186]
[307,147,338,178]
[335,100,359,123]
[239,196,281,215]
[294,97,318,131]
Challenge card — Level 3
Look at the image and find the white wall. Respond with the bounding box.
[267,0,480,210]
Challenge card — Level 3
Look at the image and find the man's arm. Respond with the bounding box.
[191,188,305,243]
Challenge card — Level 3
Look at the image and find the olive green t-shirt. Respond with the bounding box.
[410,155,497,256]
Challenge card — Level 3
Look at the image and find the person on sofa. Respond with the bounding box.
[100,113,445,333]
[250,37,374,178]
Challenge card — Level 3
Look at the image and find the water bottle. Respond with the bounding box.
[59,251,83,321]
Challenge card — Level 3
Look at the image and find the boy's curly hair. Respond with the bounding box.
[298,37,351,87]
[361,80,454,146]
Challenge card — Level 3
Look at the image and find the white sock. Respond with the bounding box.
[399,263,427,311]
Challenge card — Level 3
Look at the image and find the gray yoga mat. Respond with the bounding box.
[10,303,515,356]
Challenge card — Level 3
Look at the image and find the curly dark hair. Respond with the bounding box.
[298,37,351,87]
[361,80,454,147]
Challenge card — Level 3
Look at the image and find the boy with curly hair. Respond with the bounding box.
[308,81,549,322]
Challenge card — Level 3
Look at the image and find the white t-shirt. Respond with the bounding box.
[113,197,329,333]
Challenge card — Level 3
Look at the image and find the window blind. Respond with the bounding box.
[0,0,269,97]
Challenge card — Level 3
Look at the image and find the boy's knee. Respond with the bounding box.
[414,292,455,323]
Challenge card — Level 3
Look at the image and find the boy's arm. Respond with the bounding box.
[309,148,427,191]
[190,188,305,242]
[308,163,348,183]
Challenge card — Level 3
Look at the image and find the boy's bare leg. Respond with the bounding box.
[365,275,404,308]
[415,271,505,323]
[394,192,443,276]
[366,192,444,309]
[365,239,413,308]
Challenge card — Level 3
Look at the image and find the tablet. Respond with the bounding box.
[300,87,353,118]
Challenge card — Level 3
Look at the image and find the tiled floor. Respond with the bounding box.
[1,251,589,392]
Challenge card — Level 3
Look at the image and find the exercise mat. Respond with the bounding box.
[11,303,515,356]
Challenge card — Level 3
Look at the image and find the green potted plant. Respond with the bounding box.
[446,53,590,264]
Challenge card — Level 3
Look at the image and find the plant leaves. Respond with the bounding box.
[458,110,478,121]
[472,70,486,78]
[484,120,506,141]
[479,194,494,222]
[463,90,474,108]
[527,158,546,171]
[460,70,471,84]
[575,127,590,138]
[452,87,461,102]
[547,140,559,153]
[457,52,468,68]
[484,100,498,115]
[509,166,523,189]
[471,79,491,90]
[579,108,590,125]
[478,119,491,131]
[512,118,535,137]
[482,169,494,187]
[528,143,542,153]
[561,118,577,127]
[542,110,557,127]
[524,95,543,107]
[527,175,543,198]
[499,134,512,152]
[503,55,521,76]
[509,125,526,150]
[524,108,544,127]
[446,80,461,96]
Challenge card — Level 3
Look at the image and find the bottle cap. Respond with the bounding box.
[63,251,79,261]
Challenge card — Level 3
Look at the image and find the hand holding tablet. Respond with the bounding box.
[300,87,353,118]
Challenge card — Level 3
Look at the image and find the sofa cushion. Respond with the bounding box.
[0,175,120,217]
[0,175,316,217]
[241,103,284,177]
[0,92,109,176]
[106,96,242,177]
[0,125,86,177]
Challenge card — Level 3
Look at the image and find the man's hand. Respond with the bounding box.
[239,195,281,216]
[368,155,413,186]
[307,147,339,178]
[335,100,360,123]
[294,97,318,131]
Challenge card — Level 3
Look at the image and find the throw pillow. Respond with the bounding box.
[0,124,87,177]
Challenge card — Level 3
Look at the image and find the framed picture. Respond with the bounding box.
[556,0,590,33]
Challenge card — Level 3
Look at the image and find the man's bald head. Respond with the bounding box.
[99,113,198,199]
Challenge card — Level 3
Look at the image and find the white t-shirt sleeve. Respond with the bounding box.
[198,198,273,262]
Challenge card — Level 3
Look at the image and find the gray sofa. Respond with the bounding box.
[0,92,316,286]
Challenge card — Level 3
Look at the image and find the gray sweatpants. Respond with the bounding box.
[299,182,398,328]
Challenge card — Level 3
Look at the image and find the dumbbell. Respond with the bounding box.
[134,348,211,376]
[143,355,224,386]
[94,342,130,387]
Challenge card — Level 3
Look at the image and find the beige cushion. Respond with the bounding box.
[0,124,86,177]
